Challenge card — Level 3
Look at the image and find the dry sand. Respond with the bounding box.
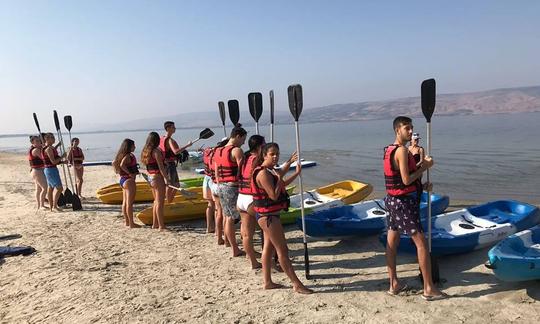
[0,152,539,323]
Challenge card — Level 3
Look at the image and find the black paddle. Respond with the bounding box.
[53,110,81,211]
[288,84,310,279]
[190,128,215,144]
[218,101,227,137]
[63,115,83,211]
[269,90,275,142]
[228,100,240,126]
[33,113,65,207]
[420,78,439,283]
[248,92,263,135]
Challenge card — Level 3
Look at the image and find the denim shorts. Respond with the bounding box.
[44,167,62,188]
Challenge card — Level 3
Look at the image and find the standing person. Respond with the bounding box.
[28,135,47,210]
[42,133,65,212]
[112,138,140,228]
[408,133,425,168]
[252,143,313,294]
[237,134,266,269]
[383,116,446,300]
[142,132,170,231]
[214,124,247,256]
[67,137,85,198]
[202,146,216,234]
[159,121,193,203]
[210,138,229,245]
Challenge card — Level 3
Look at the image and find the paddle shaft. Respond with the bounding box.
[295,120,310,279]
[426,121,432,253]
[55,127,76,195]
[66,129,78,195]
[270,90,274,142]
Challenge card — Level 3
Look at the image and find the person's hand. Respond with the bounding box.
[187,140,193,147]
[288,152,298,164]
[422,156,434,169]
[423,182,433,192]
[295,161,302,174]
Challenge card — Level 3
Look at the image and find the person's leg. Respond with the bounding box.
[165,163,177,203]
[386,229,402,293]
[76,166,84,197]
[154,177,167,230]
[258,221,281,289]
[122,187,129,226]
[410,233,443,297]
[47,186,54,211]
[206,199,215,233]
[151,185,158,229]
[240,209,261,269]
[125,178,139,228]
[214,195,225,245]
[36,171,47,209]
[225,216,242,256]
[32,170,40,209]
[53,185,63,211]
[260,216,313,294]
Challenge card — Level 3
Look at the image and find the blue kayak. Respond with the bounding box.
[380,200,540,256]
[297,192,449,238]
[486,224,540,282]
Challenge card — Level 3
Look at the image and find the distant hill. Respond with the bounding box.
[88,85,540,131]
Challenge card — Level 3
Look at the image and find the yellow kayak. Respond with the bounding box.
[137,199,209,225]
[97,186,203,205]
[96,177,204,195]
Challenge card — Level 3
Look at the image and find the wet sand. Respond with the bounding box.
[0,152,539,323]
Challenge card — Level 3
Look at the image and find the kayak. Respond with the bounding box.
[96,177,204,196]
[280,180,372,225]
[136,185,297,225]
[97,186,203,205]
[486,224,540,282]
[298,192,449,238]
[380,200,540,256]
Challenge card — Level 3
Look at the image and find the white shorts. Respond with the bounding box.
[236,193,254,212]
[203,175,218,199]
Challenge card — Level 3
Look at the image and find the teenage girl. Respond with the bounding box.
[68,137,85,198]
[113,139,140,228]
[141,132,170,231]
[252,143,313,294]
[42,133,65,212]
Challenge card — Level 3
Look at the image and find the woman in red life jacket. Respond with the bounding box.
[252,143,313,294]
[28,135,47,210]
[159,121,193,203]
[214,124,247,257]
[142,132,170,231]
[67,137,85,198]
[237,134,266,269]
[42,132,66,212]
[113,138,140,228]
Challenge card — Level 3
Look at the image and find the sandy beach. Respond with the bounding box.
[0,151,539,323]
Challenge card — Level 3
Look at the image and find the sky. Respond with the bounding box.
[1,0,539,134]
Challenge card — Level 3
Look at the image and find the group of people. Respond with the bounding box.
[28,133,85,211]
[29,116,446,299]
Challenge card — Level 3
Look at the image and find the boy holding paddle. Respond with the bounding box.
[383,116,447,301]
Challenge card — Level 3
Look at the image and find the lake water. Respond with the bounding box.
[2,112,539,204]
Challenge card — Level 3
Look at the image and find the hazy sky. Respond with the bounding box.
[1,0,539,134]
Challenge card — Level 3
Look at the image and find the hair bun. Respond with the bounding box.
[234,123,242,128]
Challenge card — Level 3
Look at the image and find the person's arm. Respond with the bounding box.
[169,138,193,155]
[119,155,131,176]
[282,162,301,187]
[276,151,298,177]
[231,147,243,179]
[46,147,63,165]
[32,148,42,159]
[257,170,283,201]
[67,147,73,164]
[154,149,169,184]
[395,146,432,186]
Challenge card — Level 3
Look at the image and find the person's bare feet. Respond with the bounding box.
[251,262,262,270]
[218,238,225,245]
[233,250,245,257]
[293,285,314,294]
[264,282,284,290]
[129,223,142,228]
[53,207,63,212]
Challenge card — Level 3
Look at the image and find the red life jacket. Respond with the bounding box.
[42,145,59,168]
[71,147,83,165]
[159,136,177,163]
[214,145,239,183]
[251,166,290,214]
[239,154,256,195]
[383,144,421,197]
[28,147,44,169]
[202,147,214,177]
[146,149,163,175]
[119,153,139,177]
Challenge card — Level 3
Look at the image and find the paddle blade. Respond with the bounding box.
[53,110,61,131]
[64,188,73,204]
[71,194,82,211]
[228,100,240,125]
[141,173,150,183]
[199,128,214,140]
[287,84,303,121]
[33,113,41,132]
[218,101,226,125]
[421,78,436,122]
[57,192,66,207]
[248,92,263,122]
[269,90,275,124]
[64,115,73,131]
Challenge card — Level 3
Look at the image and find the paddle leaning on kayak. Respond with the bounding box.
[383,116,447,300]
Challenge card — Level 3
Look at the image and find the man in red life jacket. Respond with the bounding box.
[384,116,446,300]
[160,121,193,203]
